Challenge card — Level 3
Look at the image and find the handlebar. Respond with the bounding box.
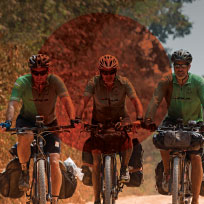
[83,123,134,132]
[6,125,75,135]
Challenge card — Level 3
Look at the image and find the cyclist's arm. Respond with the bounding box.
[76,77,95,119]
[196,76,204,109]
[76,96,92,119]
[6,100,19,121]
[60,96,75,120]
[145,78,168,122]
[0,100,19,132]
[130,97,143,119]
[124,77,143,119]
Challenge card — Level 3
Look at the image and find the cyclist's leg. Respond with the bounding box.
[160,118,173,176]
[16,115,34,167]
[92,149,102,203]
[17,131,34,166]
[160,149,170,175]
[16,115,34,190]
[82,137,93,186]
[43,120,61,203]
[190,150,203,204]
[50,153,61,203]
[120,135,133,181]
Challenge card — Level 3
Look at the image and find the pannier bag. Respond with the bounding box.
[0,158,24,198]
[59,161,77,199]
[126,138,144,187]
[82,138,144,187]
[155,160,168,195]
[153,131,204,150]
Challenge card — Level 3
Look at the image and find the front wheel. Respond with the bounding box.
[37,159,47,204]
[104,156,112,204]
[172,157,180,204]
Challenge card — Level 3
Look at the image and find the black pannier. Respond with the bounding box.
[126,138,143,187]
[153,131,204,150]
[155,160,168,195]
[0,158,24,198]
[59,161,77,199]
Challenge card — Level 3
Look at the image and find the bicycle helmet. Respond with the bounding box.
[98,55,119,71]
[171,49,192,64]
[28,54,50,69]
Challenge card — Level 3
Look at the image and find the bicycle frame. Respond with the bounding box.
[83,123,134,204]
[27,119,52,204]
[101,153,124,204]
[7,116,73,204]
[28,136,52,204]
[168,150,192,204]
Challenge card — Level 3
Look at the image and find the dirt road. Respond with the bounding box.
[86,195,204,204]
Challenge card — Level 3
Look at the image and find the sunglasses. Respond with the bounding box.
[31,70,48,76]
[100,70,116,75]
[174,64,189,68]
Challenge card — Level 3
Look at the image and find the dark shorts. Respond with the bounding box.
[16,115,61,154]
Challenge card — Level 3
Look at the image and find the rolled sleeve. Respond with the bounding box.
[197,77,204,109]
[145,78,167,120]
[53,75,69,98]
[10,79,24,102]
[84,77,95,97]
[124,78,137,99]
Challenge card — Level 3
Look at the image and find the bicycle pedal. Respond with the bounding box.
[184,193,191,197]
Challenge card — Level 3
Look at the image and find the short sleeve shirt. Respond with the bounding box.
[10,74,69,124]
[145,72,204,125]
[84,75,137,123]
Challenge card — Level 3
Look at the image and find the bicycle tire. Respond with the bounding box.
[37,159,46,204]
[172,157,180,204]
[104,156,112,204]
[183,162,191,204]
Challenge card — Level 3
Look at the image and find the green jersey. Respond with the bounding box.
[84,75,137,123]
[10,74,69,124]
[145,72,204,125]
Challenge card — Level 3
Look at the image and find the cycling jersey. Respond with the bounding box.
[84,75,137,123]
[10,74,69,124]
[145,72,204,124]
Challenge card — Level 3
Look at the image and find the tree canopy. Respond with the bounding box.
[0,0,196,50]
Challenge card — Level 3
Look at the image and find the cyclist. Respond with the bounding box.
[77,54,143,204]
[145,49,204,204]
[0,54,75,204]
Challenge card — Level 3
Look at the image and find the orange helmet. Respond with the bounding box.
[98,55,119,71]
[28,54,50,69]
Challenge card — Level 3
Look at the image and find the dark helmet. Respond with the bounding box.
[171,49,192,64]
[98,55,119,71]
[28,54,50,69]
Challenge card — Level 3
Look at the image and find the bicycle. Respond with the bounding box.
[84,123,134,204]
[7,116,74,204]
[153,119,204,204]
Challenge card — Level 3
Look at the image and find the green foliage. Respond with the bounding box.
[0,0,196,47]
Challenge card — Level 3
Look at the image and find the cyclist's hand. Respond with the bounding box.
[144,118,157,132]
[115,121,129,130]
[71,118,84,131]
[132,120,141,133]
[0,120,12,132]
[0,125,6,133]
[115,122,122,130]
